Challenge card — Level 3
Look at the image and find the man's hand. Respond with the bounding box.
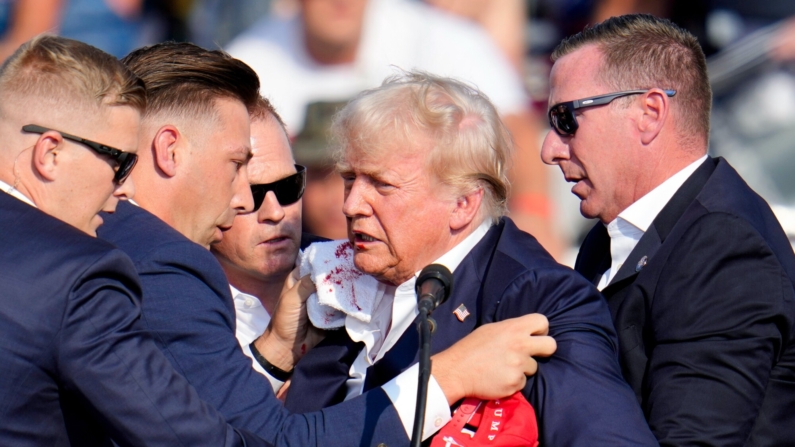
[252,268,322,371]
[431,313,556,405]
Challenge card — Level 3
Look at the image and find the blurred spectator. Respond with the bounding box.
[227,0,562,257]
[424,0,526,73]
[189,0,275,49]
[290,100,348,239]
[59,0,145,57]
[0,0,59,62]
[0,0,180,62]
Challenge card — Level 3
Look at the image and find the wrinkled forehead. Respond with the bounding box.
[337,130,430,173]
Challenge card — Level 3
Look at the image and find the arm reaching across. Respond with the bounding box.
[432,314,556,404]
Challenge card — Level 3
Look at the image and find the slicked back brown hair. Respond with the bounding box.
[121,41,260,121]
[552,14,711,145]
[0,34,145,112]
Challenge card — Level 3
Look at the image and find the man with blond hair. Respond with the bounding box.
[98,43,551,447]
[0,35,269,447]
[542,14,795,444]
[285,71,657,445]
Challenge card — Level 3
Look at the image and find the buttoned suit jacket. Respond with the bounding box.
[0,192,266,447]
[97,202,407,447]
[285,217,658,446]
[575,157,795,446]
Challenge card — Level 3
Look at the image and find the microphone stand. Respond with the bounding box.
[411,301,436,447]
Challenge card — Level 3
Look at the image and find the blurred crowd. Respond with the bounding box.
[3,0,795,262]
[4,4,795,445]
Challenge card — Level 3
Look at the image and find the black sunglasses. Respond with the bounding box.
[548,89,677,137]
[251,165,307,211]
[22,124,138,184]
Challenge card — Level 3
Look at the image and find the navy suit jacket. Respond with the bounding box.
[286,217,658,445]
[98,202,407,447]
[576,157,795,446]
[0,192,266,447]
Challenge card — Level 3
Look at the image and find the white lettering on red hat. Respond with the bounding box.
[491,421,500,431]
[494,408,503,417]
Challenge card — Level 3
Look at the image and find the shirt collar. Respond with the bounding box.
[616,155,707,233]
[423,219,493,278]
[0,178,36,208]
[230,284,256,302]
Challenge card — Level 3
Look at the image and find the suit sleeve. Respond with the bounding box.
[57,249,259,447]
[134,241,408,447]
[494,266,658,446]
[645,212,787,446]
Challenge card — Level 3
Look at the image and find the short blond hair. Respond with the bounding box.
[332,71,512,223]
[0,35,145,112]
[552,14,711,146]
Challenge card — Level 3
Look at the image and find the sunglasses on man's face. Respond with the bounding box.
[22,124,138,184]
[547,89,676,137]
[251,165,307,211]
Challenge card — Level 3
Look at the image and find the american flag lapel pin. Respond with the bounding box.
[453,304,470,322]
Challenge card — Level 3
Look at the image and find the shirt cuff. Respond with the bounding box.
[244,343,285,393]
[381,363,451,441]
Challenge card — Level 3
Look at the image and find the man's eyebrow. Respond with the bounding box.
[232,146,253,162]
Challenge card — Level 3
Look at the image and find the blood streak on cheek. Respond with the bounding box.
[300,344,307,355]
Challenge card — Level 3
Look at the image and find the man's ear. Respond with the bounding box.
[638,89,670,145]
[152,125,180,177]
[450,187,484,231]
[31,132,63,181]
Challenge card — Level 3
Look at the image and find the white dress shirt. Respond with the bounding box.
[348,220,493,440]
[229,220,492,440]
[230,285,288,391]
[598,155,707,290]
[1,179,35,207]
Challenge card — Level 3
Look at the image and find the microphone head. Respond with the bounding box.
[416,264,454,308]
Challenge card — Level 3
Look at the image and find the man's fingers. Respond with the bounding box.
[296,274,315,298]
[522,313,550,336]
[524,357,539,377]
[527,335,557,358]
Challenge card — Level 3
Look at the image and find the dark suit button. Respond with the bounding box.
[377,444,388,447]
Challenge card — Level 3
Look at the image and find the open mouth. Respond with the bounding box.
[357,233,377,242]
[352,231,379,248]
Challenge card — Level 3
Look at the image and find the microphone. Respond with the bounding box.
[411,263,454,447]
[415,264,454,315]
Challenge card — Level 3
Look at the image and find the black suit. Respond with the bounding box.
[287,218,657,446]
[0,192,267,447]
[576,157,795,446]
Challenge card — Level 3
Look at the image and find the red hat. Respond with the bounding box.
[430,392,539,447]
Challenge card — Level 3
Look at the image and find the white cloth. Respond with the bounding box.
[299,240,381,328]
[342,221,493,440]
[227,0,527,135]
[598,155,708,289]
[230,285,285,391]
[0,179,35,207]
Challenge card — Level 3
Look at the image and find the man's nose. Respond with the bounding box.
[540,129,570,166]
[342,179,372,218]
[113,176,135,201]
[257,191,286,223]
[231,168,255,214]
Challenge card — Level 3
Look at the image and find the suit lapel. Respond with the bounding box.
[575,223,611,286]
[603,157,717,294]
[362,221,505,392]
